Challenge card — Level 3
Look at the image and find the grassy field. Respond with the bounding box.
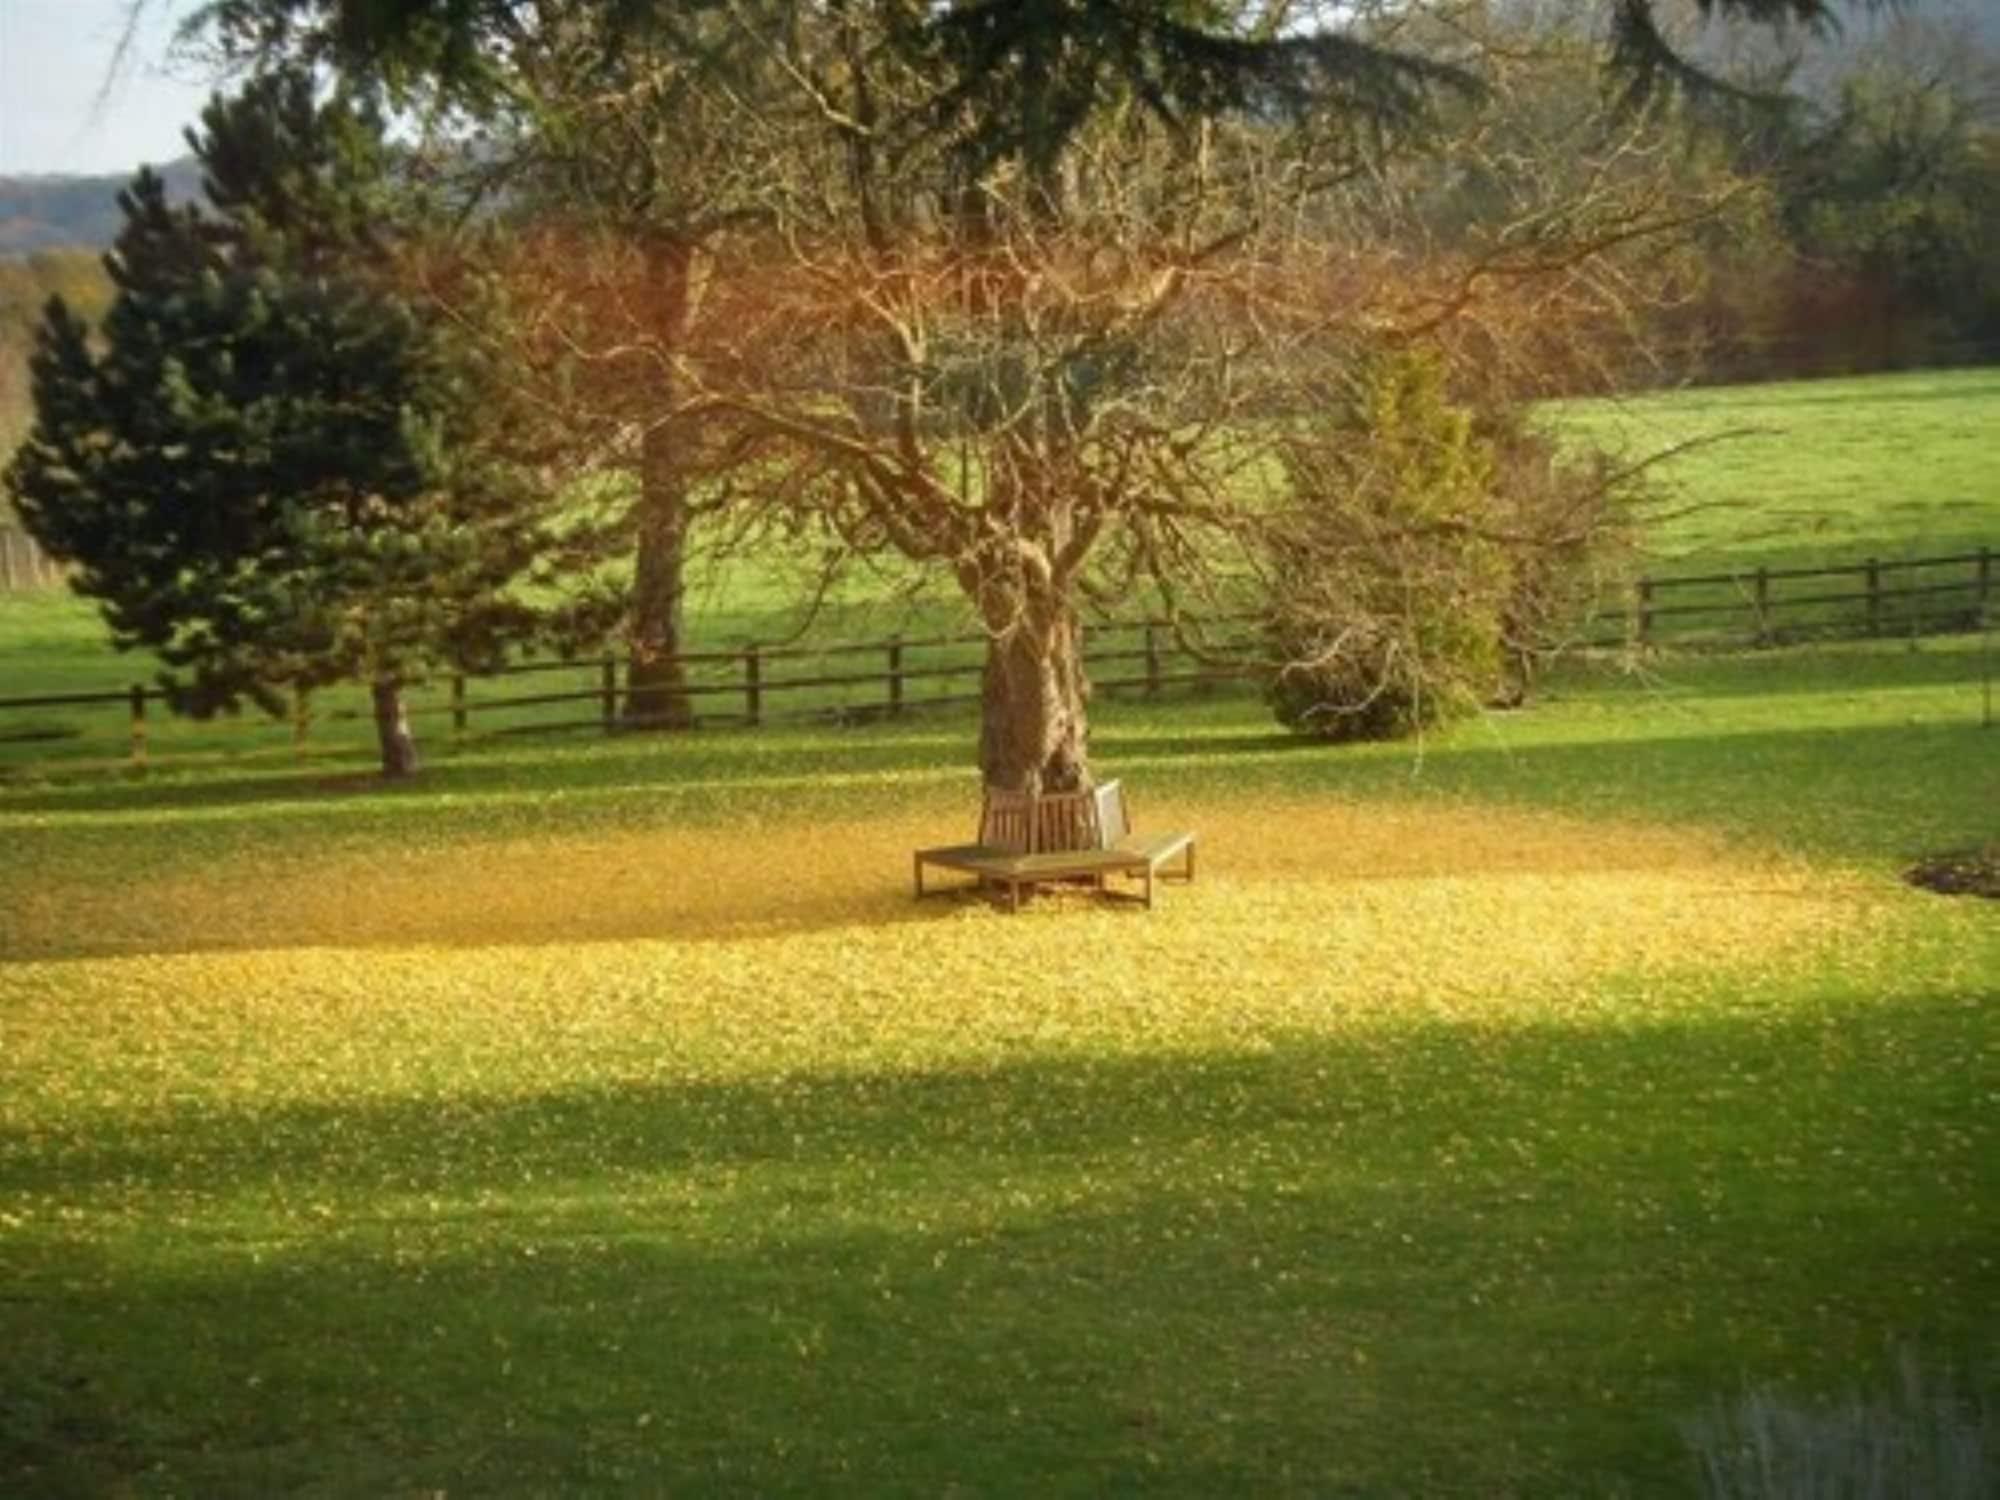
[0,536,966,701]
[3,633,1996,1494]
[2,368,1997,1493]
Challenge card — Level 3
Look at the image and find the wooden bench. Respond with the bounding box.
[913,780,1195,910]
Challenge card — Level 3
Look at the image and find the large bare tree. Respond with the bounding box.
[641,2,1477,790]
[167,0,1873,785]
[669,1,1759,787]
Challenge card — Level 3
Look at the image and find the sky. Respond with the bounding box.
[3,0,1994,177]
[0,0,215,176]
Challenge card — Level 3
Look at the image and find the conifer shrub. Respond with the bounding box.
[1266,349,1630,740]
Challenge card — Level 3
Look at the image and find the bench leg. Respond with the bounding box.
[914,857,961,899]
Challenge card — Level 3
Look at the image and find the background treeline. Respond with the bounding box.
[1678,0,2000,379]
[4,7,1997,474]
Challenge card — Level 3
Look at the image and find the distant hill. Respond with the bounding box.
[0,158,202,258]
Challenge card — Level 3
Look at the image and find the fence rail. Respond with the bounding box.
[0,544,1991,768]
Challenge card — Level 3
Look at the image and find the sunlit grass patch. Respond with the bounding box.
[4,792,1872,956]
[1,798,1890,1123]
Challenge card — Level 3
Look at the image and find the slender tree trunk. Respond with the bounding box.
[371,676,420,779]
[977,591,1090,793]
[624,234,696,731]
[624,439,694,729]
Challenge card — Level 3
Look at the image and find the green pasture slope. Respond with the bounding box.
[0,536,981,762]
[0,534,956,697]
[1558,367,2000,570]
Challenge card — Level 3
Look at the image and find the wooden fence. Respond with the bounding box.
[0,618,1247,767]
[1617,547,1995,649]
[1,544,1991,768]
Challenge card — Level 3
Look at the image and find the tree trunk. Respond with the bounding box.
[624,461,694,729]
[624,234,696,731]
[978,595,1090,793]
[371,676,420,779]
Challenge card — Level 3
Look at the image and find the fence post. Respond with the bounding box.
[601,656,617,733]
[1636,577,1654,645]
[0,530,16,592]
[1865,558,1881,638]
[1978,548,1994,730]
[1145,622,1162,696]
[1753,567,1771,646]
[887,636,904,718]
[744,643,762,727]
[128,684,147,768]
[453,674,468,738]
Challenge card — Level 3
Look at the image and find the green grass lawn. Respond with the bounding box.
[2,639,1995,1495]
[2,369,1997,1494]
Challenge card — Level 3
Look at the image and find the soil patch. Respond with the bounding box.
[1905,845,2000,900]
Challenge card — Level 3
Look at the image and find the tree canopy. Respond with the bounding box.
[106,0,1928,788]
[179,1,1890,103]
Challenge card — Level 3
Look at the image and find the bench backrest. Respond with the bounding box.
[1033,788,1099,853]
[980,787,1036,853]
[980,779,1128,853]
[1093,780,1130,845]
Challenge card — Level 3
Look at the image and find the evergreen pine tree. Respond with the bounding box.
[4,73,545,777]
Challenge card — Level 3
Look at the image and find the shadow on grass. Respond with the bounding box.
[0,718,985,823]
[3,640,1991,838]
[5,998,1993,1496]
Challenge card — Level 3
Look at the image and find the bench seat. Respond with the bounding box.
[1112,828,1196,887]
[982,842,1193,910]
[912,842,1019,898]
